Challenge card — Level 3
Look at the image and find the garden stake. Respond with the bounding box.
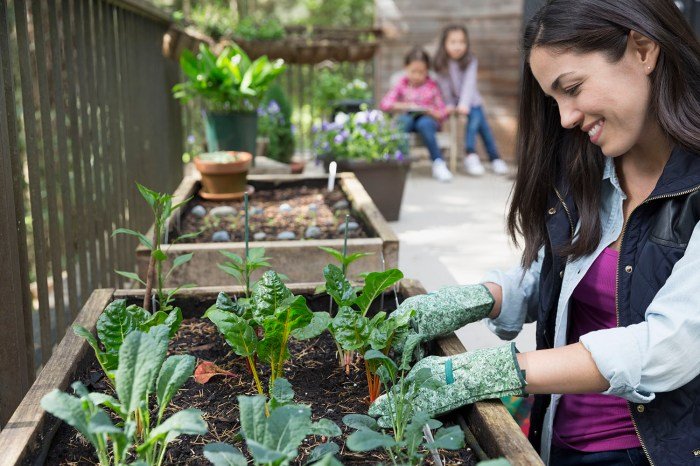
[422,424,444,466]
[244,192,250,296]
[143,227,158,311]
[343,214,351,375]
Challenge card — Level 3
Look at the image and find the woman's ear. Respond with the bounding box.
[628,30,660,75]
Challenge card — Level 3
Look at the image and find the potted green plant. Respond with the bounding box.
[257,84,295,166]
[173,43,286,156]
[315,108,410,221]
[193,151,253,199]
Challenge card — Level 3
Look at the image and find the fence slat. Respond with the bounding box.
[14,0,53,366]
[31,0,68,340]
[0,0,33,428]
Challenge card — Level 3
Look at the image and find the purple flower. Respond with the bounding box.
[267,100,281,114]
[291,124,297,134]
[369,109,382,123]
[340,130,350,139]
[354,111,370,124]
[394,150,405,161]
[257,107,266,116]
[187,134,196,144]
[334,134,345,144]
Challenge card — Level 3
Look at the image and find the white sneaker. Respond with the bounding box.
[464,153,485,176]
[491,158,509,175]
[432,158,453,182]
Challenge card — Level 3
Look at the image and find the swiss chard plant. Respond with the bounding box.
[205,271,329,396]
[202,379,342,466]
[41,327,207,466]
[73,299,182,382]
[114,183,200,312]
[343,350,464,465]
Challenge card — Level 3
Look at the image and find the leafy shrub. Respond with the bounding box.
[258,85,295,163]
[235,15,286,41]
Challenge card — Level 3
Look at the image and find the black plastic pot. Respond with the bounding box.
[204,111,258,156]
[322,157,410,221]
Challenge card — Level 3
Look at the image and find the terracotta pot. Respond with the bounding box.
[194,151,253,200]
[289,159,305,174]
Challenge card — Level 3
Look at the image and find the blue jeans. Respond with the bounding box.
[550,445,650,466]
[465,105,501,161]
[397,113,443,162]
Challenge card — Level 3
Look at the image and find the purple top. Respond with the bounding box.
[434,58,484,109]
[552,247,641,452]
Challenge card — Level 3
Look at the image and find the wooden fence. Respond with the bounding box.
[0,0,184,427]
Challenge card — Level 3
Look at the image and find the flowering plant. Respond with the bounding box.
[257,89,295,163]
[314,108,407,162]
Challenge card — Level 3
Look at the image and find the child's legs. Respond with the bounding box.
[414,115,443,162]
[397,113,416,132]
[474,107,501,161]
[464,108,482,154]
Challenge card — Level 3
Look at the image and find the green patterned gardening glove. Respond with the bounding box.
[369,343,526,427]
[392,285,495,364]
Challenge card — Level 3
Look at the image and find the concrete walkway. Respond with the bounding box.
[389,165,537,352]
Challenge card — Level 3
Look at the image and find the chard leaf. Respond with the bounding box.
[364,350,397,381]
[258,296,312,368]
[323,264,356,307]
[346,429,397,451]
[265,404,312,460]
[354,269,403,316]
[307,443,340,463]
[203,442,247,466]
[115,331,163,414]
[427,425,465,450]
[252,271,292,321]
[146,408,207,444]
[238,395,268,443]
[214,292,244,315]
[73,325,110,372]
[342,413,379,431]
[204,307,258,357]
[40,389,93,442]
[96,300,151,371]
[292,311,331,340]
[331,307,368,351]
[310,418,342,438]
[157,354,196,411]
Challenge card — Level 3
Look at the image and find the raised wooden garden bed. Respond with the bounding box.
[0,282,542,466]
[136,173,399,286]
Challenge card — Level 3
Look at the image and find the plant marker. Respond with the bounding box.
[328,161,337,192]
[423,424,444,466]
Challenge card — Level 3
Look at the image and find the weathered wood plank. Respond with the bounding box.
[436,335,543,465]
[0,289,114,466]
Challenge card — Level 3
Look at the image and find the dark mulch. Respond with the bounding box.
[173,185,372,244]
[43,293,477,465]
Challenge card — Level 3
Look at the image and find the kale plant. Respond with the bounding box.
[343,350,464,465]
[202,379,342,466]
[41,328,207,465]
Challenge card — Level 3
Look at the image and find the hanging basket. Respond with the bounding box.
[231,27,382,65]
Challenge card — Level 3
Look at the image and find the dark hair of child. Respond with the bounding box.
[404,46,431,67]
[434,24,472,73]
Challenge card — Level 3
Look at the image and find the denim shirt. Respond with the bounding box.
[482,156,700,464]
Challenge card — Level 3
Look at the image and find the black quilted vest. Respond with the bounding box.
[528,147,700,465]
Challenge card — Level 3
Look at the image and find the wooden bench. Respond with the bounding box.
[407,112,462,173]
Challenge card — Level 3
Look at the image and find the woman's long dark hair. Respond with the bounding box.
[509,0,700,267]
[434,24,472,73]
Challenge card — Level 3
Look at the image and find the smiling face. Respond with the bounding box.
[445,30,468,61]
[529,35,659,158]
[406,60,429,87]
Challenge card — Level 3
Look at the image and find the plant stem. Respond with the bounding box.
[247,355,264,395]
[143,228,158,310]
[244,192,250,297]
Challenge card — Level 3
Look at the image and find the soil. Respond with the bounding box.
[42,293,478,466]
[173,185,371,244]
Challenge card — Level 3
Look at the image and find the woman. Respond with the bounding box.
[371,1,700,464]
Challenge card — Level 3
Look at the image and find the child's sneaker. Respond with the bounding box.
[491,158,509,175]
[432,158,453,182]
[464,153,485,176]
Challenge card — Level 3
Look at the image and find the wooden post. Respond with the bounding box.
[0,0,34,428]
